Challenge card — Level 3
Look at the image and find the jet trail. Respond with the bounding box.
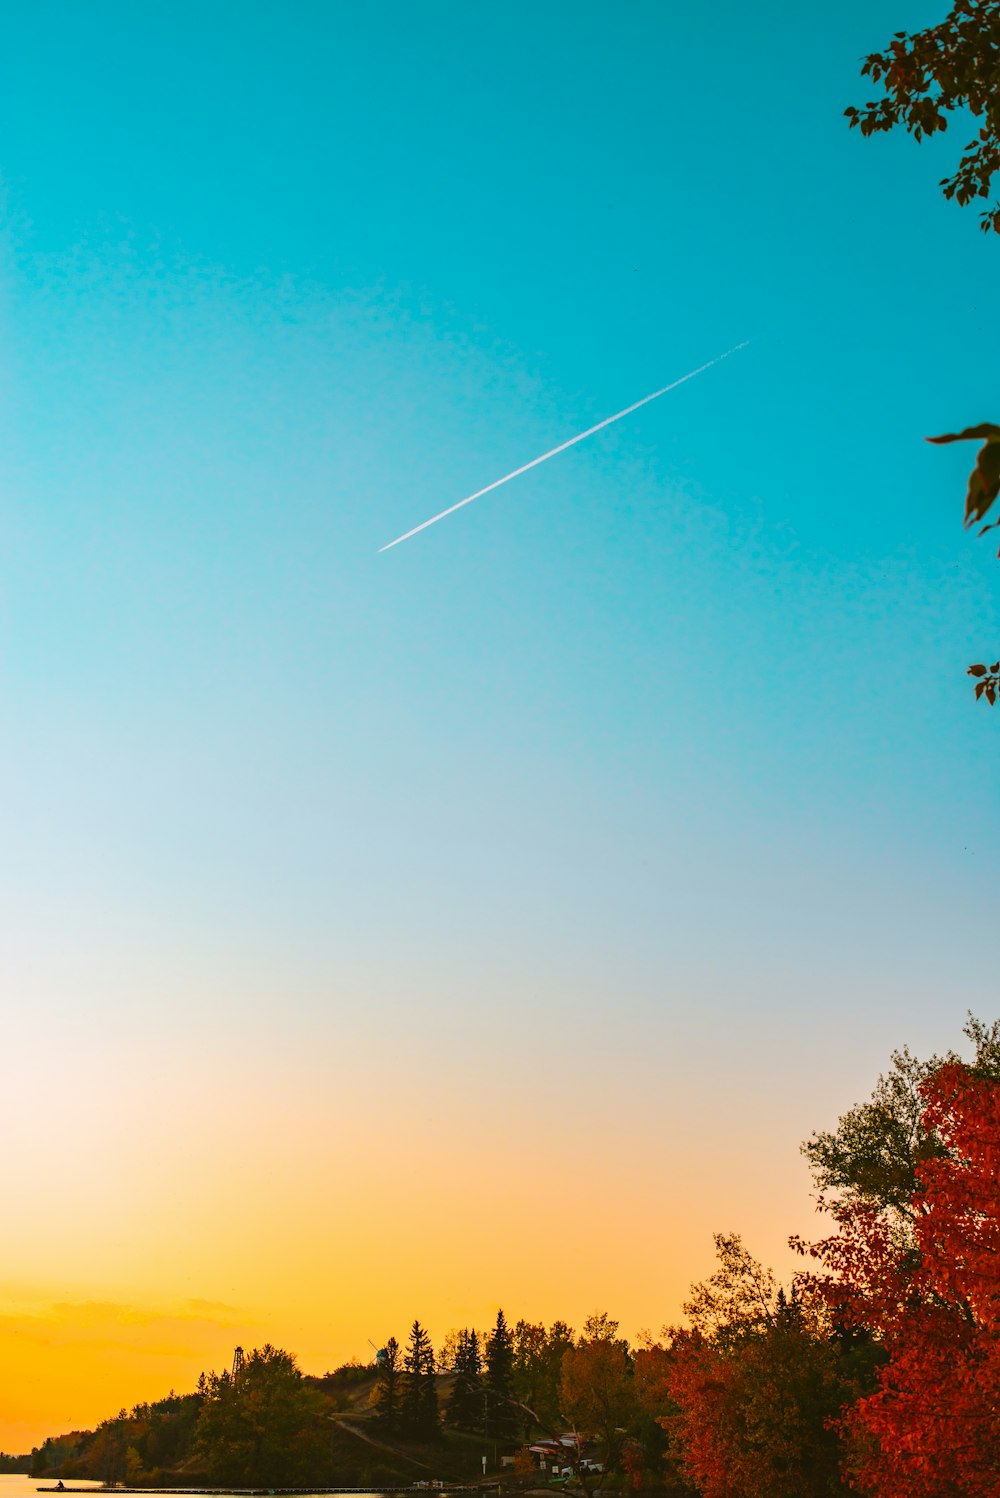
[378,340,749,552]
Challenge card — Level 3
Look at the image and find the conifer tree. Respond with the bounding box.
[484,1309,518,1443]
[401,1320,439,1441]
[375,1337,402,1433]
[445,1328,482,1432]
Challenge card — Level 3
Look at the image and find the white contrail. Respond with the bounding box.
[378,340,749,552]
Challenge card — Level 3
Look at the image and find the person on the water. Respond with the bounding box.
[55,1482,64,1490]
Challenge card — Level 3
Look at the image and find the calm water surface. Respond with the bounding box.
[0,1479,391,1498]
[0,1482,103,1498]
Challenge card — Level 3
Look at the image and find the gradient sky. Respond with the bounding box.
[2,0,999,1452]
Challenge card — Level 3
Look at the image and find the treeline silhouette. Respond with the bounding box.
[23,1314,650,1490]
[21,1015,1000,1496]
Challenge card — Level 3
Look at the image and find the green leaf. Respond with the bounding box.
[969,442,1000,526]
[927,429,1000,526]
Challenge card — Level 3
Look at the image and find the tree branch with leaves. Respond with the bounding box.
[846,1,1000,699]
[846,0,1000,232]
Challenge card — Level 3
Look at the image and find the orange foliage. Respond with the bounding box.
[798,1063,1000,1496]
[665,1319,850,1498]
[512,1448,536,1479]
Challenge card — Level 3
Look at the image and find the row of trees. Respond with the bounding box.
[373,1308,630,1457]
[24,1316,642,1486]
[443,1314,519,1439]
[373,1308,654,1481]
[373,1321,439,1441]
[657,1015,1000,1496]
[27,1353,325,1488]
[369,1015,1000,1495]
[24,1014,1000,1493]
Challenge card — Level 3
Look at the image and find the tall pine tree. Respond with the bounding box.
[401,1320,440,1441]
[446,1328,482,1432]
[485,1309,518,1443]
[375,1336,402,1433]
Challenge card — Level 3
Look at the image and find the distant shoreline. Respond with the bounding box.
[36,1489,481,1495]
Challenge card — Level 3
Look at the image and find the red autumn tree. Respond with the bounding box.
[666,1315,860,1498]
[663,1236,860,1498]
[796,1063,1000,1496]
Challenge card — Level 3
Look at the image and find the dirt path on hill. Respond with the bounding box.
[331,1417,439,1473]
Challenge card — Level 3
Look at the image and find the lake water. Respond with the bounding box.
[0,1482,103,1498]
[0,1480,405,1498]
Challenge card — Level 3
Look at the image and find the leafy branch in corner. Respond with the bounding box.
[845,3,1000,702]
[845,0,1000,233]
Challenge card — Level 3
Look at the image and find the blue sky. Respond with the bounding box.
[1,0,999,1425]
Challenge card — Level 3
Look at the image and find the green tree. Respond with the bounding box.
[438,1328,463,1373]
[195,1344,326,1485]
[445,1328,482,1432]
[512,1321,557,1439]
[484,1308,518,1444]
[401,1320,439,1441]
[124,1444,144,1484]
[375,1335,402,1433]
[801,1014,1000,1226]
[30,1433,89,1479]
[802,1047,946,1222]
[631,1340,684,1491]
[560,1313,635,1473]
[138,1390,202,1476]
[682,1237,777,1350]
[80,1411,131,1486]
[508,1320,578,1442]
